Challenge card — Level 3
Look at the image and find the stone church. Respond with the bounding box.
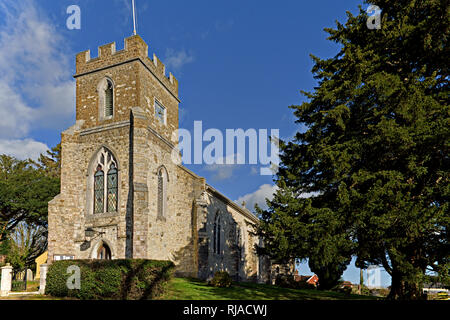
[47,35,271,282]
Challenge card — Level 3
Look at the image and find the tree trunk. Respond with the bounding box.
[388,271,425,300]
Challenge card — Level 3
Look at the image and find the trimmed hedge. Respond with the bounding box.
[209,271,233,288]
[45,259,174,300]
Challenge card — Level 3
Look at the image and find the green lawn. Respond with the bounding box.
[157,277,379,300]
[1,277,379,300]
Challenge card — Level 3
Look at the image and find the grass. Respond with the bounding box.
[157,277,379,300]
[1,277,379,300]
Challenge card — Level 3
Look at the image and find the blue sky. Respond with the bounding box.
[0,0,391,287]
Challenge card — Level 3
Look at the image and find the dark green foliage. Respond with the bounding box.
[0,155,60,241]
[209,271,233,288]
[0,153,60,270]
[257,0,449,300]
[32,143,61,179]
[309,257,351,290]
[45,259,175,300]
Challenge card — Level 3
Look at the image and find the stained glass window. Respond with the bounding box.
[92,148,118,215]
[94,166,104,214]
[107,164,118,212]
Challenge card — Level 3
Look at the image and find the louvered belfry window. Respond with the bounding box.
[92,148,118,214]
[105,79,114,117]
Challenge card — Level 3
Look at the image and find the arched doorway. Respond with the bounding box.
[97,242,112,260]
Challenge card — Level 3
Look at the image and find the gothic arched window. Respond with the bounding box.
[157,167,168,220]
[92,148,118,214]
[213,214,221,255]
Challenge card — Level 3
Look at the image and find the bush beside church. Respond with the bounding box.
[45,259,174,299]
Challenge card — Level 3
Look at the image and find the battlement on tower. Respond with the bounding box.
[75,35,178,97]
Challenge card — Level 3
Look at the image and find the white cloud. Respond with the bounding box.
[203,153,244,181]
[236,184,278,212]
[0,83,36,138]
[0,139,49,160]
[0,0,75,140]
[164,48,195,71]
[236,184,319,212]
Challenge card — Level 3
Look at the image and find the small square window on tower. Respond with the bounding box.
[155,99,166,125]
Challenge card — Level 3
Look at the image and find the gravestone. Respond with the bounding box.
[1,264,13,296]
[26,269,34,281]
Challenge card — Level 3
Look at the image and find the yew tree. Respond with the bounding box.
[257,0,449,300]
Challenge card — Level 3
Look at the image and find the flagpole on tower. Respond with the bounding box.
[132,0,137,35]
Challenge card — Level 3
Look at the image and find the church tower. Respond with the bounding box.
[74,35,179,142]
[47,35,201,264]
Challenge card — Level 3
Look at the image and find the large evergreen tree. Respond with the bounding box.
[257,0,449,300]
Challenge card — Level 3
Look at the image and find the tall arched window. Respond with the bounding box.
[157,167,168,220]
[92,148,118,214]
[213,214,221,255]
[236,225,242,272]
[98,78,114,119]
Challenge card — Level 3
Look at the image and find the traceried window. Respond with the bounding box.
[92,148,118,214]
[155,100,166,124]
[157,167,168,220]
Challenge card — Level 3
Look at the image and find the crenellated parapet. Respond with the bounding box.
[75,35,178,97]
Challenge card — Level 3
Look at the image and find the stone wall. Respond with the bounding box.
[196,185,263,282]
